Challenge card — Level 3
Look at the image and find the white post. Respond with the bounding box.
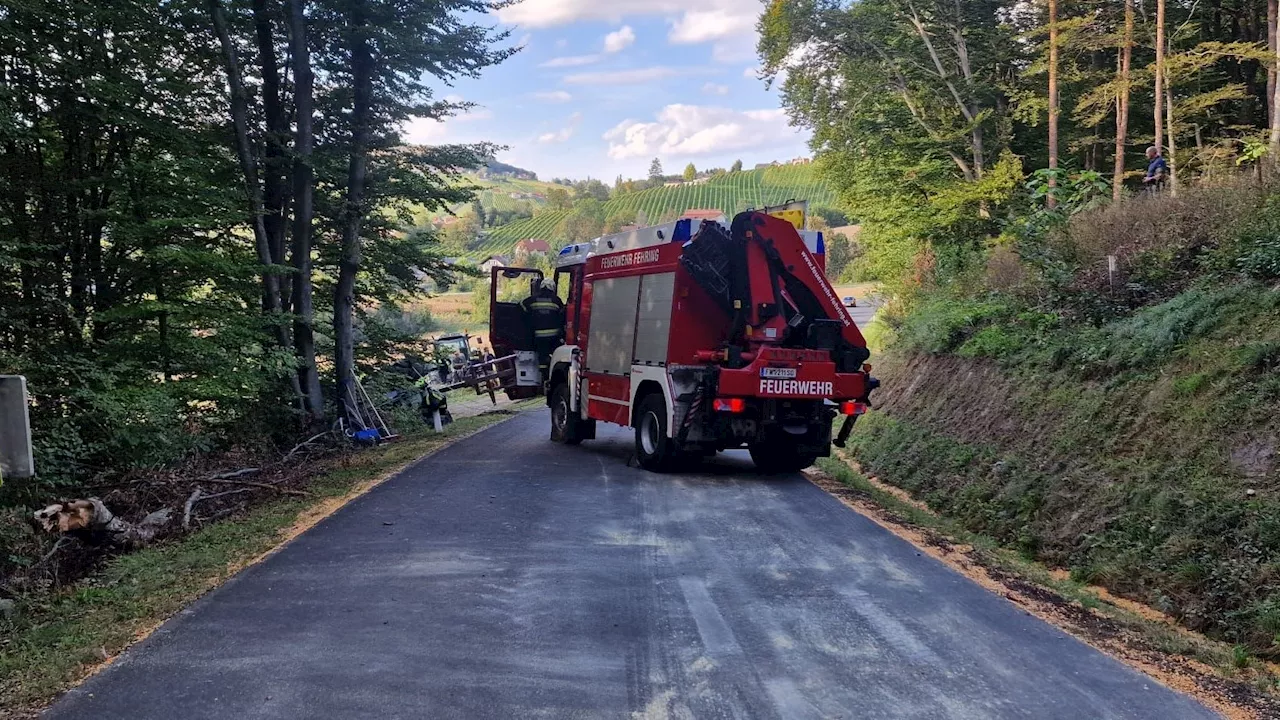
[0,376,34,481]
[432,409,443,433]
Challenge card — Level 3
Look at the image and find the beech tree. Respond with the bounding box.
[0,0,512,487]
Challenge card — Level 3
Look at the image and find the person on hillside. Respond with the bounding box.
[522,279,565,377]
[1143,146,1168,191]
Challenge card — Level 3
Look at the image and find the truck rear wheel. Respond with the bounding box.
[749,438,819,475]
[635,394,677,472]
[549,383,583,445]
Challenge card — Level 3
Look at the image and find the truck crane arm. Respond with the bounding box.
[682,211,871,372]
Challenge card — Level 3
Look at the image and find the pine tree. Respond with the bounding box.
[1113,0,1134,201]
[1047,0,1059,209]
[1155,0,1166,154]
[648,157,664,185]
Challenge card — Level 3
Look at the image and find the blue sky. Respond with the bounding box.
[403,0,812,181]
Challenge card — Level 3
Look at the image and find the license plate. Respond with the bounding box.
[760,367,797,379]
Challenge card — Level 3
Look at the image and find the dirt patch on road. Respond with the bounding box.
[807,465,1280,720]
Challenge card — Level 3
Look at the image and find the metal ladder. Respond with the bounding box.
[342,376,399,442]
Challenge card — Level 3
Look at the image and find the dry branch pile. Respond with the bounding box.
[4,432,336,597]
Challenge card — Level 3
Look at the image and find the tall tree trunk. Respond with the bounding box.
[1155,0,1166,154]
[251,0,289,288]
[334,0,374,420]
[1268,0,1277,129]
[1113,0,1134,201]
[287,0,324,420]
[1165,84,1179,195]
[1271,0,1280,167]
[1047,0,1059,209]
[209,0,302,404]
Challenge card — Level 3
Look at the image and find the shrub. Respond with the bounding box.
[1069,283,1268,374]
[896,298,1015,355]
[1230,194,1280,281]
[1058,179,1265,281]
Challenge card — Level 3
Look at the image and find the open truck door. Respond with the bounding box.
[490,266,545,399]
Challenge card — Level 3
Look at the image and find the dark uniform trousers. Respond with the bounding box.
[524,295,564,374]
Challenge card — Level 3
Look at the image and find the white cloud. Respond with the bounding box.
[711,41,757,63]
[604,25,636,53]
[667,7,757,45]
[497,0,761,64]
[563,66,690,85]
[742,66,759,79]
[404,117,451,144]
[538,112,583,144]
[532,90,573,103]
[603,104,800,159]
[701,82,729,96]
[401,106,492,144]
[540,54,601,68]
[497,0,757,28]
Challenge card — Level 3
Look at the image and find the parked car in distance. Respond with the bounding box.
[842,296,857,307]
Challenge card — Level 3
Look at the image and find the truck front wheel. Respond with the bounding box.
[635,394,677,472]
[550,383,583,445]
[749,437,819,475]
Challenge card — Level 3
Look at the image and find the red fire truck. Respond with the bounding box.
[489,207,877,472]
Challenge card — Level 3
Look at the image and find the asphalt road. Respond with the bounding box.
[845,300,878,329]
[47,413,1215,719]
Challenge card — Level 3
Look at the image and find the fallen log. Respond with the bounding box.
[33,499,173,548]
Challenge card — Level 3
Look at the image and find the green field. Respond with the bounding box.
[410,174,563,226]
[463,164,836,256]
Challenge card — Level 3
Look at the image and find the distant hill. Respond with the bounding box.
[479,159,537,181]
[473,164,836,256]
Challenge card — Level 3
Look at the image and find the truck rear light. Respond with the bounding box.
[713,398,746,413]
[839,401,867,416]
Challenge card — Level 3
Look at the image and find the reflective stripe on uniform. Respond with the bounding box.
[534,329,561,338]
[529,301,561,311]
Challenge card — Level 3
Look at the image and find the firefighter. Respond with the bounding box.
[522,278,564,374]
[1143,146,1169,192]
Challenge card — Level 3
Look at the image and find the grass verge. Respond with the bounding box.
[814,454,1280,718]
[0,406,533,716]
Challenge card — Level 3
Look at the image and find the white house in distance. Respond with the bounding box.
[479,255,510,273]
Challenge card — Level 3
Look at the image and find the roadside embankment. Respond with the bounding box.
[846,293,1280,660]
